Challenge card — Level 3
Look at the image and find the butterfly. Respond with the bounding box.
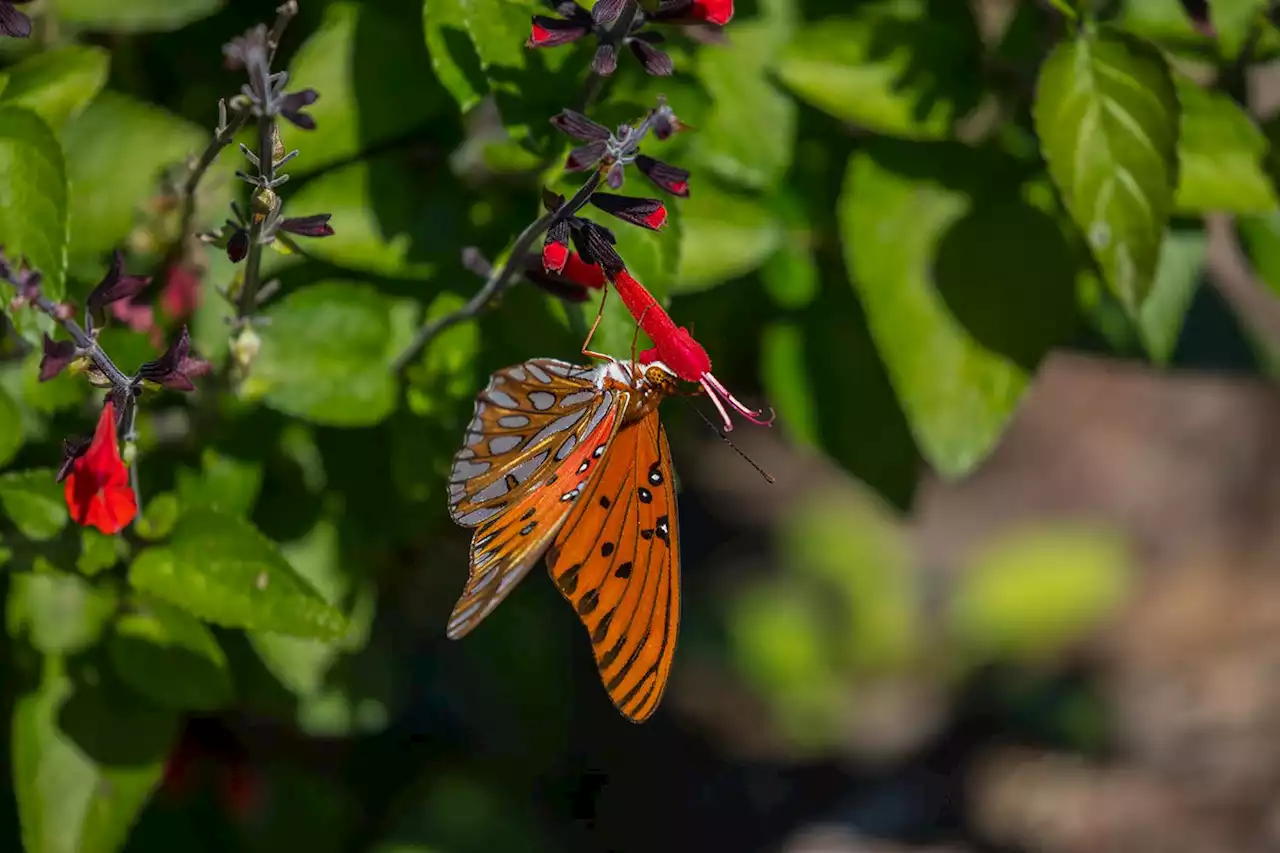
[445,356,682,722]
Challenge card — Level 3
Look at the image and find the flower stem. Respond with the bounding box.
[392,169,603,373]
[27,293,133,388]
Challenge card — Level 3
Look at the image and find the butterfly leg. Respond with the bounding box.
[581,282,613,362]
[629,303,655,367]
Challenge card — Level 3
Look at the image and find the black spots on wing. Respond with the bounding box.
[520,521,537,536]
[640,529,655,541]
[546,473,558,485]
[655,515,670,545]
[614,561,632,579]
[599,495,612,510]
[591,609,614,644]
[637,487,653,504]
[601,633,626,669]
[559,563,581,595]
[600,541,615,557]
[577,588,600,616]
[520,507,536,521]
[647,461,663,486]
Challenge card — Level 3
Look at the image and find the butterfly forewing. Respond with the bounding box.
[545,409,680,722]
[447,361,633,640]
[448,358,616,528]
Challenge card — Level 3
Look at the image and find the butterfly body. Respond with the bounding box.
[446,357,682,722]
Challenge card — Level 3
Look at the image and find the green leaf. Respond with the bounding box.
[286,2,444,177]
[128,509,348,640]
[0,46,109,133]
[839,142,1077,478]
[1137,224,1207,364]
[281,154,452,279]
[243,281,417,427]
[693,22,796,190]
[1209,0,1269,60]
[1173,77,1275,214]
[175,448,262,518]
[54,0,223,31]
[0,383,23,467]
[405,291,483,418]
[675,184,783,293]
[13,657,177,853]
[1033,26,1179,312]
[62,92,217,264]
[133,491,178,542]
[108,598,233,711]
[0,469,68,541]
[775,2,983,140]
[7,565,118,656]
[0,107,69,309]
[951,524,1131,660]
[77,528,121,577]
[760,192,819,309]
[424,0,533,113]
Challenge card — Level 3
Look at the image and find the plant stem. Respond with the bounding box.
[237,118,277,319]
[180,100,250,243]
[392,170,603,373]
[29,294,133,388]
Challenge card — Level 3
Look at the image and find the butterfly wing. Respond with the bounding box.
[447,364,632,640]
[448,358,617,528]
[545,409,680,722]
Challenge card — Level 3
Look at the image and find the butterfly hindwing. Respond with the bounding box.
[447,384,630,640]
[545,410,680,722]
[448,359,616,528]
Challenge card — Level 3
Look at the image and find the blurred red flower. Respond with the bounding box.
[63,400,137,534]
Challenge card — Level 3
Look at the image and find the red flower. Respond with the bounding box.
[64,400,137,534]
[693,0,733,25]
[611,269,772,431]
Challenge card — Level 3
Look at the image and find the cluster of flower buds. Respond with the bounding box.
[533,100,771,432]
[3,247,212,534]
[528,0,733,76]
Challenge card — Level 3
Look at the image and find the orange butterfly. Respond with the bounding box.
[446,356,682,722]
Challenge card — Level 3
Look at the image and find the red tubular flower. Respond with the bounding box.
[63,400,137,535]
[610,269,773,431]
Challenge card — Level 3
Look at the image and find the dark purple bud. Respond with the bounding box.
[651,100,686,140]
[16,269,42,303]
[278,213,334,237]
[528,15,589,47]
[591,0,627,26]
[551,109,612,142]
[592,43,617,76]
[589,193,668,231]
[636,154,690,197]
[279,89,319,130]
[39,334,78,382]
[87,249,151,325]
[627,38,673,76]
[542,188,567,213]
[571,221,624,275]
[138,326,206,392]
[223,24,269,70]
[227,228,250,263]
[605,161,625,189]
[56,434,91,483]
[566,141,608,172]
[548,0,593,24]
[0,0,34,38]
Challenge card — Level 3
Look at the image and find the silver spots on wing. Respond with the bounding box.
[584,391,614,434]
[555,434,578,461]
[456,448,475,460]
[520,522,536,535]
[647,461,663,486]
[451,458,491,481]
[561,389,596,407]
[560,488,580,502]
[508,366,528,381]
[499,414,531,428]
[577,460,590,474]
[528,391,556,411]
[487,389,518,408]
[469,566,499,593]
[489,434,523,454]
[528,409,589,448]
[527,363,553,384]
[458,506,503,526]
[508,451,549,486]
[473,478,511,503]
[593,444,606,458]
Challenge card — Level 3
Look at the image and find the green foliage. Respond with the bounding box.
[0,107,67,309]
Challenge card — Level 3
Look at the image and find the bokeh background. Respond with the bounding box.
[4,0,1280,851]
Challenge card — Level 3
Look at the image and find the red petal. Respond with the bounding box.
[543,241,569,274]
[643,205,667,230]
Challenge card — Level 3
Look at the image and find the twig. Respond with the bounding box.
[179,100,250,243]
[29,293,132,388]
[391,170,602,373]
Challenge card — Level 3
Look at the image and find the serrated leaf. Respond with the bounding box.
[1174,76,1275,214]
[839,143,1078,478]
[0,106,69,311]
[244,281,417,427]
[0,46,109,133]
[13,657,177,853]
[54,0,222,31]
[128,509,347,640]
[0,469,68,541]
[775,2,983,140]
[108,598,233,711]
[6,566,118,656]
[1033,27,1179,312]
[286,3,444,176]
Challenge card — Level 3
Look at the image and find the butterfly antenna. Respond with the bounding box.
[680,397,776,484]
